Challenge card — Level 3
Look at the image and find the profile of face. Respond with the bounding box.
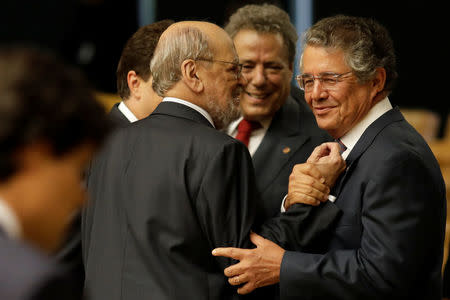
[202,32,245,130]
[301,45,382,138]
[233,30,293,122]
[20,142,94,253]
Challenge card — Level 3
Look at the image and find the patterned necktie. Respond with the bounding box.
[235,119,261,147]
[336,138,347,154]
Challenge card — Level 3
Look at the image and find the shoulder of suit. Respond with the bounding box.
[0,237,65,298]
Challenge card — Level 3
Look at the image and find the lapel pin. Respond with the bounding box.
[282,147,291,154]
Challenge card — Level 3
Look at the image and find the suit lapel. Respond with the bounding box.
[151,101,214,128]
[333,107,404,196]
[253,96,310,191]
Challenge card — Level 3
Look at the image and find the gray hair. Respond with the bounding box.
[151,26,214,96]
[301,15,398,94]
[224,4,298,65]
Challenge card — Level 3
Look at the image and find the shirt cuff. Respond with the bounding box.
[280,195,287,212]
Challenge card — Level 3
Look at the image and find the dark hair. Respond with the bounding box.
[301,15,398,94]
[0,46,111,180]
[116,19,174,100]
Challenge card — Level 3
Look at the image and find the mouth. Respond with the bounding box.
[244,91,270,101]
[313,105,336,115]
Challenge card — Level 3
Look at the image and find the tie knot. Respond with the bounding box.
[235,119,261,147]
[335,138,347,154]
[237,119,261,133]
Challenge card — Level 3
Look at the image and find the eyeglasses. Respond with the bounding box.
[196,59,243,79]
[296,71,353,92]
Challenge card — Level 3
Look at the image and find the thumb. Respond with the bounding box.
[250,232,266,247]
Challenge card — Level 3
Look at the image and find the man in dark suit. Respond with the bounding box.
[0,47,110,300]
[224,4,331,221]
[108,19,174,126]
[214,15,446,299]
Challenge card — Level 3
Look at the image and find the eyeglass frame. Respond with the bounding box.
[195,58,243,79]
[296,71,353,92]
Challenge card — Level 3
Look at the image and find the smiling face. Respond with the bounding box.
[301,45,381,138]
[233,30,293,122]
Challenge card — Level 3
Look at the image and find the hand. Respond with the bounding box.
[307,142,346,188]
[284,163,330,210]
[212,232,285,295]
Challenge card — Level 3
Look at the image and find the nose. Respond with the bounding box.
[249,65,267,87]
[309,79,328,101]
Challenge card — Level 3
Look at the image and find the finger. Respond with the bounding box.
[228,274,249,286]
[249,232,265,247]
[237,282,256,295]
[306,144,327,163]
[224,262,245,277]
[289,174,329,196]
[291,163,324,182]
[325,142,342,158]
[212,247,244,260]
[285,193,319,209]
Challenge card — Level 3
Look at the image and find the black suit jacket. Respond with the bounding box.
[279,107,446,299]
[0,230,81,300]
[83,102,261,300]
[251,87,331,221]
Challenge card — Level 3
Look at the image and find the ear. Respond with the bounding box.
[370,67,386,99]
[181,59,204,93]
[127,71,142,99]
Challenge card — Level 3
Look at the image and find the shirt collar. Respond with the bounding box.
[0,196,22,240]
[339,97,393,160]
[162,97,215,128]
[118,101,138,123]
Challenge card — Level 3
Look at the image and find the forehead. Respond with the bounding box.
[233,30,287,61]
[301,45,348,73]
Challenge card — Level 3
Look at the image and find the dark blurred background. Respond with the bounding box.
[1,0,447,137]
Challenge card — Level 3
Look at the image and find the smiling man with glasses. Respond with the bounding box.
[214,15,446,300]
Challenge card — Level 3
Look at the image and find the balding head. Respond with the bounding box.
[151,21,235,96]
[150,21,243,129]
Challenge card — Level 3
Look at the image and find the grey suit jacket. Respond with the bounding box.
[280,107,446,299]
[0,230,81,300]
[252,87,331,221]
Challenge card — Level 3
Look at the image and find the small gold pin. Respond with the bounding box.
[282,147,291,154]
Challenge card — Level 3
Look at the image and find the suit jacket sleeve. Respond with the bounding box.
[193,140,257,270]
[256,201,341,251]
[279,152,446,299]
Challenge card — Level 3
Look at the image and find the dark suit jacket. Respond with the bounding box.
[251,86,331,221]
[83,102,262,300]
[0,230,81,300]
[279,107,446,300]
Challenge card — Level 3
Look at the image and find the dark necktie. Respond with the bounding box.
[235,119,261,147]
[336,138,347,154]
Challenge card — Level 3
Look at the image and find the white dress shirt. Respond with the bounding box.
[0,196,22,240]
[162,97,215,128]
[118,101,138,123]
[281,97,393,210]
[227,116,272,156]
